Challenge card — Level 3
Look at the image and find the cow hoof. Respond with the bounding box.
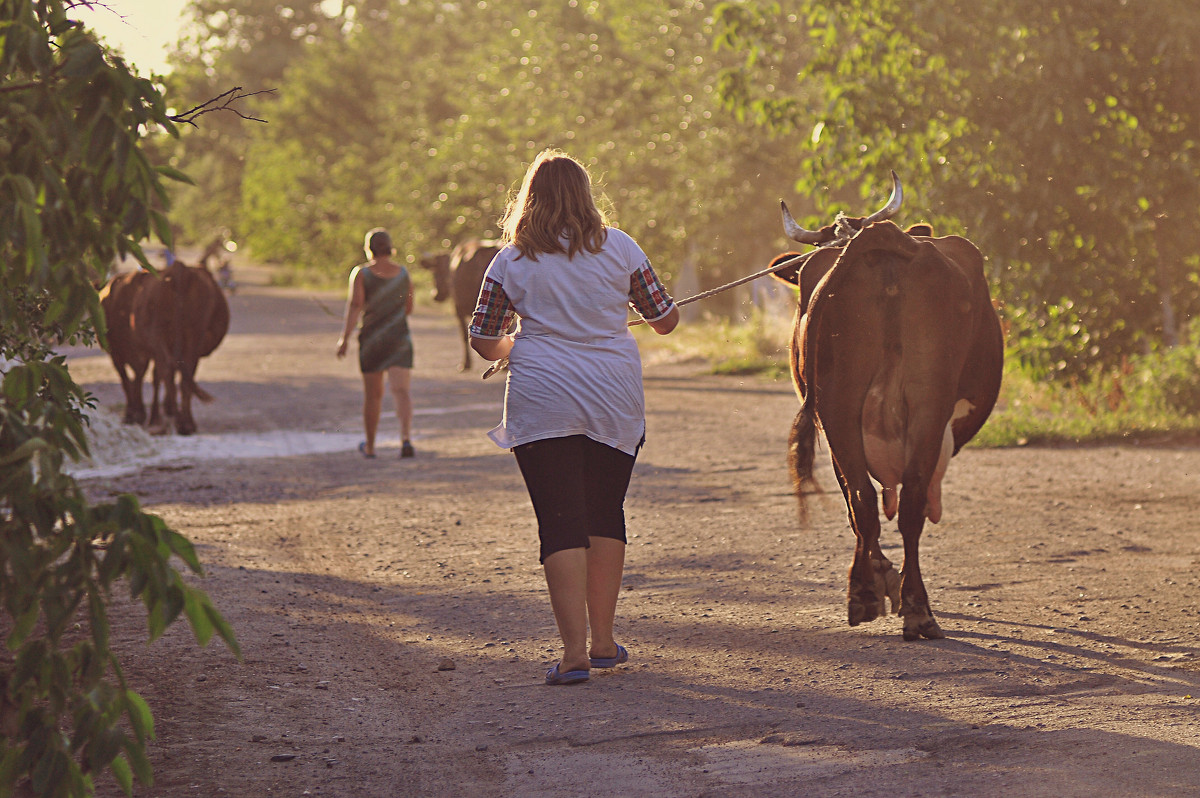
[848,597,882,626]
[902,617,945,641]
[873,560,901,615]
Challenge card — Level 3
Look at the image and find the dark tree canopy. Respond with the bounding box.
[163,0,1200,368]
[714,0,1200,369]
[1,3,238,795]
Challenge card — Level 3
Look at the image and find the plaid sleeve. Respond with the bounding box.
[469,276,516,338]
[628,259,675,322]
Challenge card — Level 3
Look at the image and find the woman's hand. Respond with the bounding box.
[336,338,348,359]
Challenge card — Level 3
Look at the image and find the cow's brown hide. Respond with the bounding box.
[421,239,500,371]
[99,262,229,435]
[782,219,1003,641]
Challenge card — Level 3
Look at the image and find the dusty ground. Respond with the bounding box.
[64,266,1200,797]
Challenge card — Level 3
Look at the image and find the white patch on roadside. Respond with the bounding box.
[64,401,500,480]
[66,407,363,480]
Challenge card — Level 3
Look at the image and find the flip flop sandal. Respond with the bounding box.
[358,441,376,459]
[545,663,589,686]
[589,644,629,669]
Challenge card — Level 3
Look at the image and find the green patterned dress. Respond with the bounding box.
[358,266,413,372]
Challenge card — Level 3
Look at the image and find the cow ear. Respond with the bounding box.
[905,223,934,237]
[770,252,802,286]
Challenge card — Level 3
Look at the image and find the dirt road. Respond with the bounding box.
[67,272,1200,797]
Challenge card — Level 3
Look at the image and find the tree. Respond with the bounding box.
[1,2,239,795]
[233,0,805,313]
[163,0,361,247]
[714,0,1200,370]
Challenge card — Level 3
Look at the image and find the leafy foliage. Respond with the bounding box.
[166,0,806,312]
[1,2,239,795]
[713,0,1200,368]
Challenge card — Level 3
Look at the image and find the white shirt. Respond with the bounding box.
[477,229,672,455]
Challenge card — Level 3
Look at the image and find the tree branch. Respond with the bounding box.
[170,87,276,126]
[0,64,66,95]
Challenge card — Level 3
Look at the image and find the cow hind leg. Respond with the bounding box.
[175,366,199,436]
[824,428,890,626]
[849,551,900,627]
[841,478,888,627]
[866,541,901,615]
[897,482,944,641]
[147,363,173,435]
[175,387,197,435]
[119,361,148,426]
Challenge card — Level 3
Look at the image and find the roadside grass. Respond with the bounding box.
[638,309,794,380]
[977,351,1200,447]
[638,315,1200,448]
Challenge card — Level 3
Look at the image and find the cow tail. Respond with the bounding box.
[792,314,820,525]
[184,376,214,403]
[788,398,819,526]
[789,274,829,526]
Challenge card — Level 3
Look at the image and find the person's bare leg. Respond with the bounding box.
[361,371,384,455]
[542,547,590,674]
[586,536,625,660]
[387,366,413,445]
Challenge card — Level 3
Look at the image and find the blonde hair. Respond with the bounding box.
[499,149,608,260]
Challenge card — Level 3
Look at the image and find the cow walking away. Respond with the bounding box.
[98,261,230,435]
[774,172,1004,640]
[420,239,500,371]
[99,270,155,425]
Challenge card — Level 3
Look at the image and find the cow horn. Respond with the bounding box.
[862,170,903,226]
[780,200,826,245]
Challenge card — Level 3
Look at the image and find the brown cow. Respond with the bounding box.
[421,239,500,371]
[98,270,154,425]
[99,261,229,435]
[775,173,1004,640]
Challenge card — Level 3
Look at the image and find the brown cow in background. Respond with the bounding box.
[420,239,500,371]
[774,172,1003,641]
[99,261,229,435]
[98,270,155,425]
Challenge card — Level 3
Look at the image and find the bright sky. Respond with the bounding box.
[75,0,190,75]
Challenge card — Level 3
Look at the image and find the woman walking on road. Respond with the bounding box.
[336,228,416,459]
[469,149,679,685]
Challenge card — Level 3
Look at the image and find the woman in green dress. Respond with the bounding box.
[336,228,415,458]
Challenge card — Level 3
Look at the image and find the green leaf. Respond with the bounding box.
[154,164,195,185]
[62,39,104,80]
[124,690,155,743]
[109,753,133,797]
[0,747,21,792]
[7,602,40,650]
[204,600,243,660]
[6,174,37,203]
[183,589,214,647]
[121,736,153,786]
[149,209,173,249]
[30,745,69,797]
[166,528,202,573]
[145,598,167,642]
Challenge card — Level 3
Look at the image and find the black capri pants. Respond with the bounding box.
[513,434,639,563]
